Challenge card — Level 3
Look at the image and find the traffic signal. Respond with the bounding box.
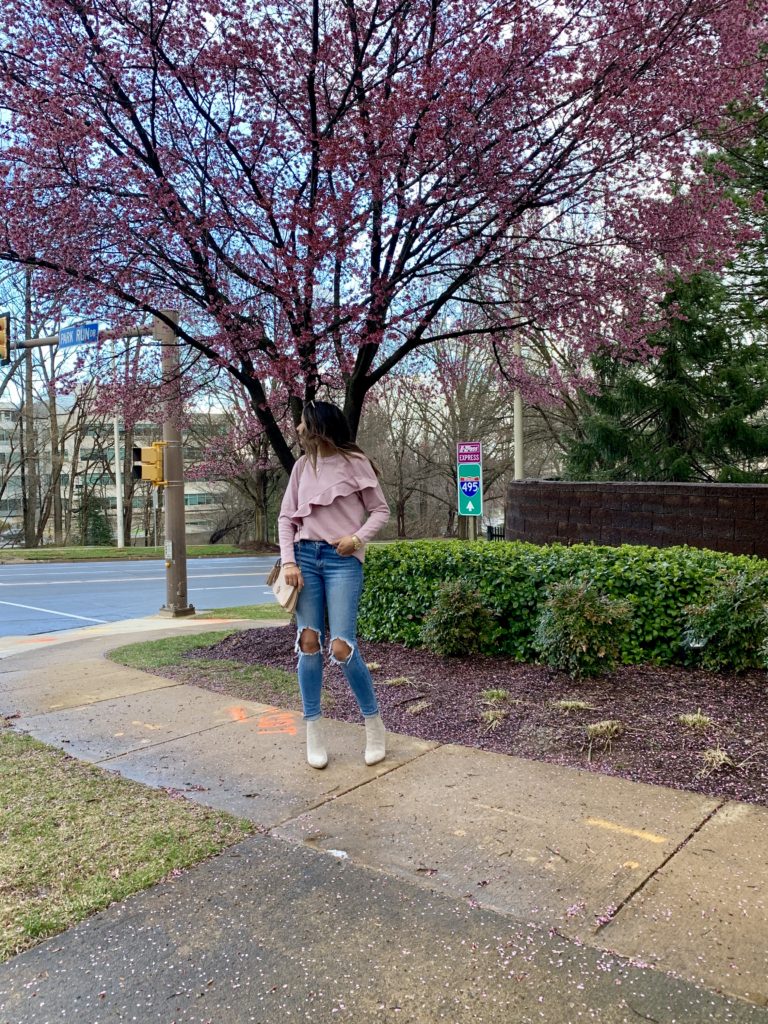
[0,312,10,366]
[132,443,165,485]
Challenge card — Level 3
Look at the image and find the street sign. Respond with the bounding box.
[457,441,483,516]
[58,322,99,348]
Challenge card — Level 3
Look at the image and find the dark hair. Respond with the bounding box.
[301,400,379,476]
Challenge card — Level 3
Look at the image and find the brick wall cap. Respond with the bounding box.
[512,479,768,491]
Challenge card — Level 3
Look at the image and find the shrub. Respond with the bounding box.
[419,578,496,656]
[533,579,634,677]
[359,540,768,667]
[682,570,768,672]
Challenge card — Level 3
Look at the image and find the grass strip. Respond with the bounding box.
[0,544,246,562]
[0,730,253,962]
[107,632,301,708]
[107,630,236,670]
[196,604,290,621]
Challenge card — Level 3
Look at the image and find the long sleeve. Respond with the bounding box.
[277,454,388,561]
[277,462,302,564]
[354,479,390,543]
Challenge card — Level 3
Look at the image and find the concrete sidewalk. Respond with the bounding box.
[1,620,766,1023]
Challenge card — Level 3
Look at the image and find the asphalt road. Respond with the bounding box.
[0,556,278,637]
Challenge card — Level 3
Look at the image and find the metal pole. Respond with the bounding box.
[12,324,153,351]
[112,341,125,549]
[513,341,524,481]
[154,311,194,616]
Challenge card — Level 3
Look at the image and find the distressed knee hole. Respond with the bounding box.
[298,628,321,655]
[331,638,353,663]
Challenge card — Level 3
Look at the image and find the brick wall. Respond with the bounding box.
[505,481,768,557]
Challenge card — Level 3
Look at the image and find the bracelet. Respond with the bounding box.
[283,561,298,567]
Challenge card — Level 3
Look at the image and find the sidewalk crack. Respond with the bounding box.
[269,743,441,830]
[92,714,266,763]
[18,679,186,720]
[594,798,727,934]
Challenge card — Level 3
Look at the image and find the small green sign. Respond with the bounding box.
[457,442,483,516]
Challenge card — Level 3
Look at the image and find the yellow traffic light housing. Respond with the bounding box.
[132,443,165,485]
[0,312,10,366]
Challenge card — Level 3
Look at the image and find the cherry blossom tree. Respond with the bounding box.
[0,0,765,471]
[184,375,290,543]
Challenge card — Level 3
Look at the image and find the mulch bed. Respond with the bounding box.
[186,625,768,808]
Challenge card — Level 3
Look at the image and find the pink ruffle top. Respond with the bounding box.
[278,453,390,564]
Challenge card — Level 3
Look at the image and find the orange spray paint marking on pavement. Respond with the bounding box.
[256,710,298,736]
[228,706,249,722]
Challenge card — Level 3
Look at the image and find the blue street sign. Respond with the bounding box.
[59,322,99,348]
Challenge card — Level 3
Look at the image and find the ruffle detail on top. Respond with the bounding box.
[285,455,379,524]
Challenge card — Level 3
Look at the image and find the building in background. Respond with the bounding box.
[0,400,231,547]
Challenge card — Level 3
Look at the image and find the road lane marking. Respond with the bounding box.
[0,572,267,586]
[191,586,271,592]
[0,561,269,574]
[0,600,108,623]
[584,817,667,844]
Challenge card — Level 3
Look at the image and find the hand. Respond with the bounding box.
[333,535,359,557]
[283,563,303,589]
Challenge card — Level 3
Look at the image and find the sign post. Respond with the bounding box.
[457,441,483,521]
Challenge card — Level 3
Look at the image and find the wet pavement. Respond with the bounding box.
[1,619,766,1023]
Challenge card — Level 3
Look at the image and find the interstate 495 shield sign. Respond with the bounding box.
[457,441,482,516]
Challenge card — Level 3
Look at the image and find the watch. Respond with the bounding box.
[352,534,362,551]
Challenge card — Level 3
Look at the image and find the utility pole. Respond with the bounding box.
[112,341,125,548]
[23,271,38,547]
[155,311,194,617]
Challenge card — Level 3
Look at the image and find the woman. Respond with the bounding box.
[278,400,390,769]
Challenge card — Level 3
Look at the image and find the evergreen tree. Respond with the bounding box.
[566,273,768,482]
[80,497,114,547]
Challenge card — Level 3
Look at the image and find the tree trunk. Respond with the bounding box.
[254,506,267,544]
[64,440,82,543]
[260,469,270,543]
[243,377,296,474]
[344,380,366,442]
[396,499,406,538]
[142,490,151,546]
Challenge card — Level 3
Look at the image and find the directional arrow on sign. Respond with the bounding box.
[466,501,474,511]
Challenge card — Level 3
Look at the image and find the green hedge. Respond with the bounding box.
[359,541,768,666]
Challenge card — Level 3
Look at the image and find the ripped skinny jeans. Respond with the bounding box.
[293,540,379,721]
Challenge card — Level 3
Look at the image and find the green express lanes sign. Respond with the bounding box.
[457,441,482,516]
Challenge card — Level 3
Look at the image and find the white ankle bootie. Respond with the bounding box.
[364,713,386,766]
[306,719,328,769]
